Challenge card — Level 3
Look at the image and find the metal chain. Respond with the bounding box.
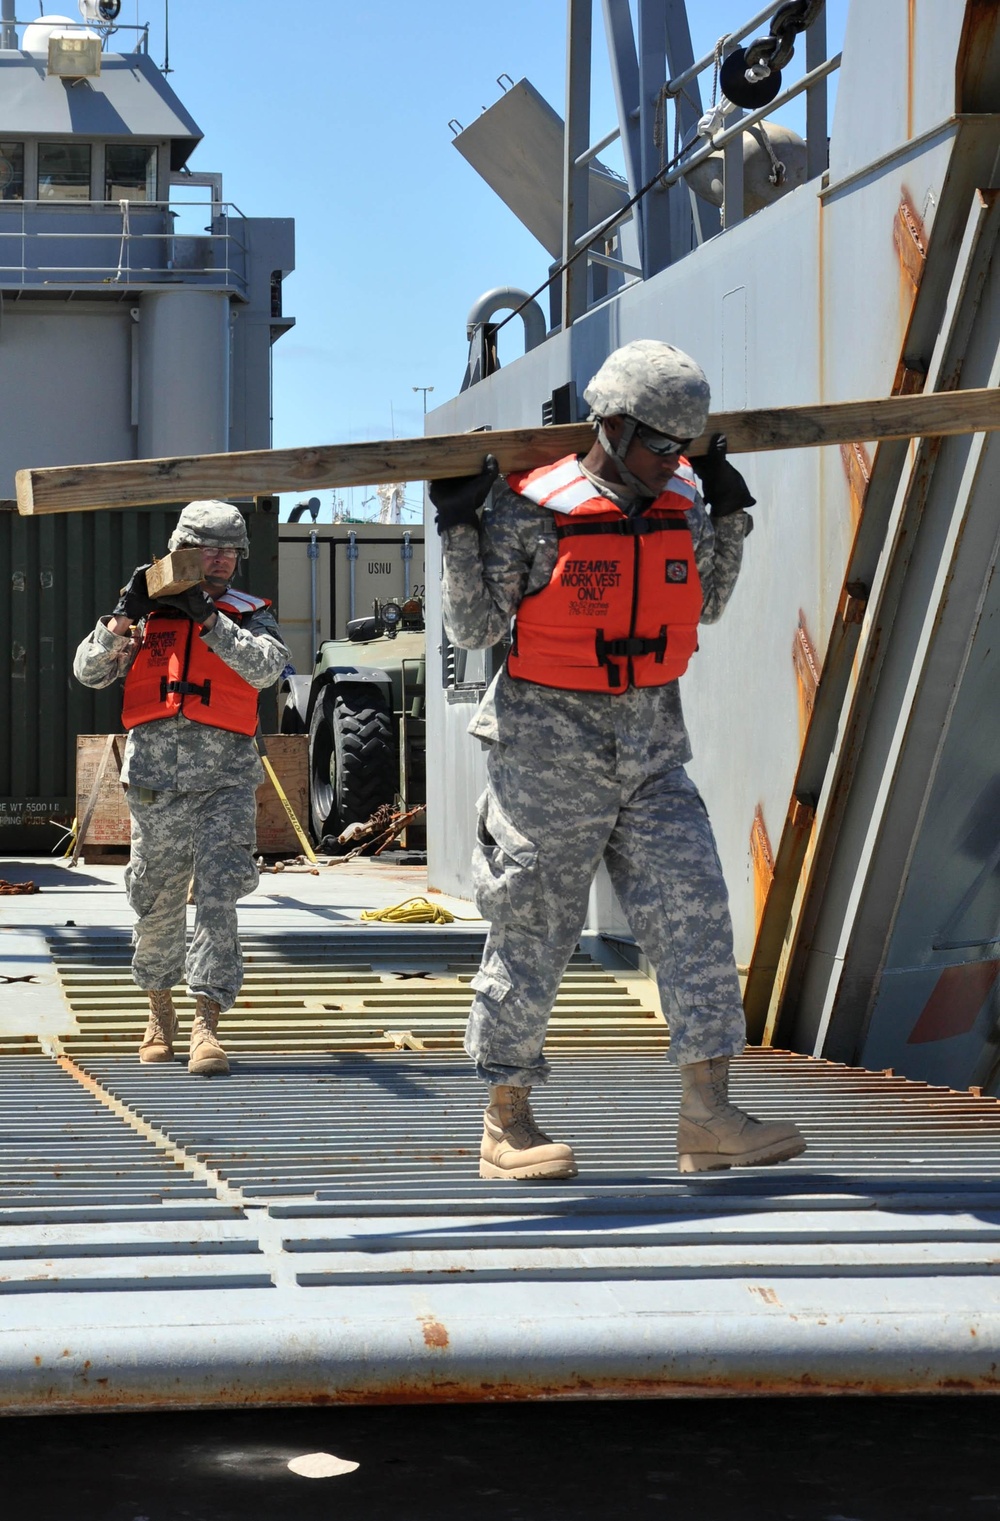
[745,0,825,76]
[752,122,786,186]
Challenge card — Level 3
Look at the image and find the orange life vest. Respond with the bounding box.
[121,589,270,737]
[505,455,702,693]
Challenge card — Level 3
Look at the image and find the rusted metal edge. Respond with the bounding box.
[5,1311,1000,1412]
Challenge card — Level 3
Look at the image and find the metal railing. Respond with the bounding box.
[561,0,841,326]
[0,198,250,292]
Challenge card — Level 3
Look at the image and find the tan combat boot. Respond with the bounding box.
[480,1085,578,1181]
[139,989,177,1064]
[677,1056,805,1172]
[188,994,230,1077]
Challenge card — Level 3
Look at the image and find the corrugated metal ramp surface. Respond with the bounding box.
[47,927,666,1058]
[3,928,1000,1408]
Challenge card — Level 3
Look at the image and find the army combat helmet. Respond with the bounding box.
[583,340,710,495]
[167,500,249,559]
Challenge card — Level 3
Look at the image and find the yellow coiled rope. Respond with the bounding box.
[360,896,460,925]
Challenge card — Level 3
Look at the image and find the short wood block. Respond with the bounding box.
[146,548,205,598]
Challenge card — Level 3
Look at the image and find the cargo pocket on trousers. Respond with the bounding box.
[471,789,540,927]
[470,956,513,1005]
[123,857,155,918]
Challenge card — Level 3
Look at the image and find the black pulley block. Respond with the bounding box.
[719,47,783,110]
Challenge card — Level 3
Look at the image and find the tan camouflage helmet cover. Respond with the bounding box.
[583,339,711,439]
[167,500,249,558]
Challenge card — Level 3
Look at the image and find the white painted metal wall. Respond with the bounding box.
[0,304,134,487]
[137,288,231,459]
[424,0,975,973]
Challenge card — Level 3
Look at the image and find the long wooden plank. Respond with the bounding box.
[16,387,1000,514]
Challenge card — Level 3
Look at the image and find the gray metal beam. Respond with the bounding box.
[637,0,671,275]
[805,4,829,181]
[601,0,642,197]
[562,0,593,328]
[663,0,720,245]
[722,40,745,229]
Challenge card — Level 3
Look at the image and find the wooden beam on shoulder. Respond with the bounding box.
[15,387,1000,515]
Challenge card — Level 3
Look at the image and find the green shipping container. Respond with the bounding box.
[0,499,279,854]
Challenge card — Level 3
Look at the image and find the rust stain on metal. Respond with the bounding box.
[839,582,868,626]
[789,798,816,833]
[419,1317,450,1350]
[749,807,775,933]
[12,1364,1000,1414]
[908,960,1000,1044]
[792,613,821,745]
[893,361,927,396]
[894,192,927,294]
[748,1286,782,1306]
[957,0,1000,112]
[839,441,871,528]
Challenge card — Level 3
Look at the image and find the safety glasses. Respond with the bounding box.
[632,423,692,456]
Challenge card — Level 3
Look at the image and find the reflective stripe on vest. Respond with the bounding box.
[120,591,270,736]
[505,455,702,694]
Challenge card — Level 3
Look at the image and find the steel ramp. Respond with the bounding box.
[3,924,1000,1409]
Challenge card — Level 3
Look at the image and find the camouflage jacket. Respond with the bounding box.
[72,603,291,792]
[440,468,749,767]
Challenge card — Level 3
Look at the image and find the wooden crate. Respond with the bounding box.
[76,734,310,855]
[76,735,129,846]
[254,736,308,854]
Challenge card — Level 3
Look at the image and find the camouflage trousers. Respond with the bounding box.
[465,744,746,1086]
[124,784,258,1012]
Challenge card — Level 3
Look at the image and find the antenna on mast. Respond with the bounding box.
[375,483,406,525]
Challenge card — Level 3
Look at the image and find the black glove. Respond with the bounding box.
[429,454,500,533]
[159,585,217,626]
[687,434,756,518]
[112,563,157,623]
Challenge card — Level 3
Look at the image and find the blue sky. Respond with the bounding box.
[130,0,846,520]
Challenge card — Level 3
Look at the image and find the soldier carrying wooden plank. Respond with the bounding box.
[433,340,806,1179]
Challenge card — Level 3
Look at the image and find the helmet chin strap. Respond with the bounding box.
[596,417,656,498]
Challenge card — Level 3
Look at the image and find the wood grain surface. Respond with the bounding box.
[145,548,204,597]
[16,387,1000,514]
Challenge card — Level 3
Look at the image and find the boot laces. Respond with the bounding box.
[145,990,176,1043]
[192,996,221,1039]
[505,1089,552,1148]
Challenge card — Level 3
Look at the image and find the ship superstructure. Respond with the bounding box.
[0,1,294,849]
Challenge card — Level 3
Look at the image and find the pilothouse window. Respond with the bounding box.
[38,142,91,201]
[105,144,156,203]
[0,142,24,200]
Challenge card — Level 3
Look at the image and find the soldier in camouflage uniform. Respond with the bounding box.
[431,340,805,1178]
[73,501,290,1076]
